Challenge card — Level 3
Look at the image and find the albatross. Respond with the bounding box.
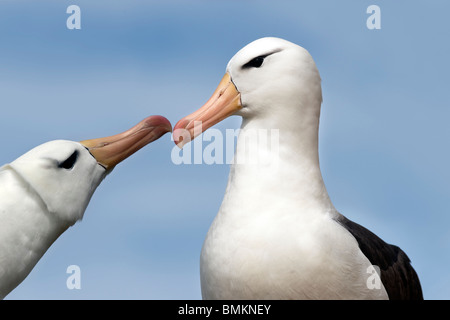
[173,37,423,300]
[0,115,171,299]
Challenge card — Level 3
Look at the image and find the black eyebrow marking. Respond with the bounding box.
[241,49,282,69]
[58,150,79,170]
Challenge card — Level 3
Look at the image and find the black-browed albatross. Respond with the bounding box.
[173,37,423,300]
[0,115,171,299]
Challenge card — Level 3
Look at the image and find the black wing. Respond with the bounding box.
[336,214,423,300]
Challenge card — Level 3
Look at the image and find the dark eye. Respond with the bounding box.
[58,150,78,170]
[242,56,265,69]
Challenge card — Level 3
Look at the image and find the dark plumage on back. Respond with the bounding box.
[336,214,423,300]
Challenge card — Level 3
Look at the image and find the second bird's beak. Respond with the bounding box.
[173,73,241,148]
[80,115,172,171]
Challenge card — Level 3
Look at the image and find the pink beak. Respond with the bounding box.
[80,115,172,170]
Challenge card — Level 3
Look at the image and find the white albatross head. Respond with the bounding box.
[7,115,172,225]
[173,37,322,147]
[0,115,171,299]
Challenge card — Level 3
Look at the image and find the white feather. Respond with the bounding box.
[0,140,106,299]
[200,38,388,299]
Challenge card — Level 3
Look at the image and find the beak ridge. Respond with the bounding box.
[80,115,172,170]
[173,73,241,148]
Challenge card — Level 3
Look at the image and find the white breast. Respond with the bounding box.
[201,199,388,300]
[200,123,388,300]
[0,168,64,299]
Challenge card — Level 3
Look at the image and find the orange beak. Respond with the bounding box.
[80,115,172,171]
[173,73,242,148]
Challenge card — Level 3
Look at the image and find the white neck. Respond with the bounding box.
[0,167,68,299]
[220,107,336,220]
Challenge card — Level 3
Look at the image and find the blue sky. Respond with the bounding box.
[1,1,449,299]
